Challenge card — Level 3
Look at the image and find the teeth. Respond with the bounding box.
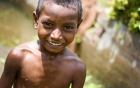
[49,41,62,46]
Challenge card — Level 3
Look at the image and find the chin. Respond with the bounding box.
[47,48,64,54]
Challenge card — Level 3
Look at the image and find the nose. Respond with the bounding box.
[51,28,62,40]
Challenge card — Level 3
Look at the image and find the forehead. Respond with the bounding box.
[42,1,78,10]
[40,2,78,22]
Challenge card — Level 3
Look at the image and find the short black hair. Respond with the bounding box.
[36,0,82,21]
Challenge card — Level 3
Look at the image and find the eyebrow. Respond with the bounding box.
[63,22,76,25]
[42,19,55,23]
[42,17,77,25]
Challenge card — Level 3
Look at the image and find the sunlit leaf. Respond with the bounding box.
[0,57,5,64]
[138,24,140,30]
[76,34,82,43]
[118,35,124,40]
[138,7,140,11]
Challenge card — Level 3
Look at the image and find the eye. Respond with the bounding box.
[43,22,53,28]
[64,26,74,31]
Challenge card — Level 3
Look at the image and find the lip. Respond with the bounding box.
[49,41,62,46]
[45,40,64,53]
[47,40,62,46]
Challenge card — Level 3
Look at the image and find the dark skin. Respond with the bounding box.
[0,2,86,88]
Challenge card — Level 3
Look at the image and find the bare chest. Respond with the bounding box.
[16,55,73,88]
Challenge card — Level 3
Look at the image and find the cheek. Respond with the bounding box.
[64,33,76,44]
[37,28,50,39]
[37,22,47,37]
[38,29,46,37]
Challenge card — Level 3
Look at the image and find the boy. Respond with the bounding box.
[0,0,86,88]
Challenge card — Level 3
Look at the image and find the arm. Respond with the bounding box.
[0,48,21,88]
[78,4,97,36]
[72,61,86,88]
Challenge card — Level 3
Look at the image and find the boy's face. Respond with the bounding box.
[33,2,81,53]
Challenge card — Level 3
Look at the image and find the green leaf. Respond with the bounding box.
[76,34,82,43]
[134,23,138,28]
[0,57,5,64]
[138,24,140,30]
[138,7,140,11]
[118,35,124,40]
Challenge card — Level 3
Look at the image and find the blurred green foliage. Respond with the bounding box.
[83,71,105,88]
[110,0,140,33]
[0,3,21,47]
[0,1,35,47]
[84,74,104,88]
[69,73,104,88]
[76,34,82,43]
[0,57,5,64]
[118,34,124,40]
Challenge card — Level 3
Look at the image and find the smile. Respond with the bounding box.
[49,41,62,46]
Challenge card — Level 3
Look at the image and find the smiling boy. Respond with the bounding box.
[0,0,86,88]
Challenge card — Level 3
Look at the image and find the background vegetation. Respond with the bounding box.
[0,0,35,47]
[110,0,140,33]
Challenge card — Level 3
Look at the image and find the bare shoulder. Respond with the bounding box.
[6,45,25,65]
[63,47,86,71]
[63,48,86,87]
[0,41,39,88]
[6,40,39,65]
[2,41,32,75]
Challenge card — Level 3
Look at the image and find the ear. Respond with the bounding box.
[33,11,39,29]
[75,19,83,33]
[77,19,83,28]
